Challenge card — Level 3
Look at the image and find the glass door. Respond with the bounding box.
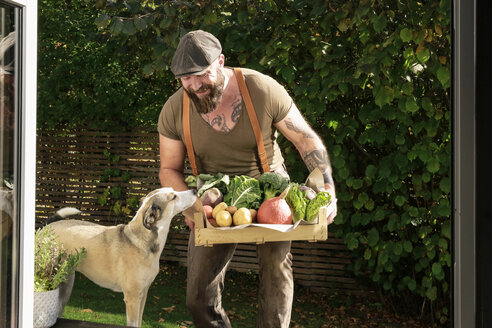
[0,4,19,327]
[0,0,37,327]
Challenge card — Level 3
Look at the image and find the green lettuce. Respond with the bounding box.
[285,183,308,223]
[224,175,262,209]
[306,191,332,222]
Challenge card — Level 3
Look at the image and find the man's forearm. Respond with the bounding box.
[159,168,189,191]
[301,147,335,190]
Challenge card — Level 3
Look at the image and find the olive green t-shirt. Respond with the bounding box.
[158,68,292,179]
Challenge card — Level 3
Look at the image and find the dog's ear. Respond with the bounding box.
[143,205,161,230]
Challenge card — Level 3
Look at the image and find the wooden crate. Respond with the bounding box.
[192,201,335,247]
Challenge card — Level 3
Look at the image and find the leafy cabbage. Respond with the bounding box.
[224,175,262,209]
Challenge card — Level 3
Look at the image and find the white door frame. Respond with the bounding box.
[1,0,37,327]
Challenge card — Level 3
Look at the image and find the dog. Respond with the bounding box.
[0,187,13,240]
[46,187,197,327]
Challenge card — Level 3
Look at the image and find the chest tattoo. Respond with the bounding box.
[210,114,231,132]
[231,97,242,123]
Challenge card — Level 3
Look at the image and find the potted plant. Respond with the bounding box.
[34,226,86,328]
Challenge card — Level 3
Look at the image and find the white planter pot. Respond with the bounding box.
[33,288,59,328]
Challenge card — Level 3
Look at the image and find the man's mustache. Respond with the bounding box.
[188,85,212,94]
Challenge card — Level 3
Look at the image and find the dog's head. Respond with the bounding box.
[136,188,197,230]
[0,188,14,220]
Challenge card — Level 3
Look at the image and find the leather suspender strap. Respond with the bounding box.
[182,68,271,176]
[233,67,271,173]
[182,91,199,176]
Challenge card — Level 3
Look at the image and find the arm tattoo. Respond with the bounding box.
[231,97,242,123]
[302,149,334,186]
[284,118,314,139]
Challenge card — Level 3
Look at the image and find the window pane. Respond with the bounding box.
[0,4,17,327]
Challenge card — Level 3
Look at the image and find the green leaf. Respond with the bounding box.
[418,148,432,162]
[379,165,391,178]
[358,192,369,204]
[159,17,173,29]
[348,237,359,250]
[364,198,375,211]
[401,82,413,95]
[337,18,350,32]
[280,66,295,83]
[368,228,379,247]
[426,286,438,301]
[437,66,450,86]
[374,86,394,108]
[365,164,377,179]
[439,238,448,250]
[109,18,124,35]
[142,63,153,76]
[426,158,440,173]
[280,12,297,25]
[400,28,413,42]
[364,248,372,260]
[387,216,398,231]
[374,208,385,221]
[95,14,110,30]
[134,16,148,31]
[408,279,417,291]
[432,261,444,277]
[437,200,450,217]
[404,240,413,253]
[395,195,406,207]
[405,97,419,112]
[440,177,451,194]
[372,14,387,33]
[394,242,403,256]
[417,48,430,63]
[441,220,451,240]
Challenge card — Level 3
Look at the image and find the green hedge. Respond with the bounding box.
[38,0,451,324]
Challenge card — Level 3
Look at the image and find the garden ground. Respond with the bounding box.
[62,261,430,328]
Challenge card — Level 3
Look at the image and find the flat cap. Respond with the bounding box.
[171,30,222,78]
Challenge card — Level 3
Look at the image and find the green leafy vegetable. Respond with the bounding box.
[259,172,290,201]
[185,175,197,188]
[224,175,262,209]
[285,183,308,223]
[197,173,216,181]
[197,173,230,197]
[306,191,332,223]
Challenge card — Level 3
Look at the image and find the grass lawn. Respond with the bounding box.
[62,261,427,327]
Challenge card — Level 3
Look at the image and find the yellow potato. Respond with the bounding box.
[212,202,228,219]
[233,208,253,226]
[226,205,237,215]
[216,210,232,227]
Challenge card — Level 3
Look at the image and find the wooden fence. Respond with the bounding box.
[36,129,364,293]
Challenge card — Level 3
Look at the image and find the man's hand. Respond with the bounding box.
[321,183,337,225]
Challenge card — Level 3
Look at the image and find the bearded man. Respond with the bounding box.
[158,30,337,328]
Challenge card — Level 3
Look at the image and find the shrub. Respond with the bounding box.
[34,227,86,292]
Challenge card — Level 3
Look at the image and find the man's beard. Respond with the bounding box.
[184,69,225,114]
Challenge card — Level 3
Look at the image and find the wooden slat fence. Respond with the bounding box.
[36,129,364,293]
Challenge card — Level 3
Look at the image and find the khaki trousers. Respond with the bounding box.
[186,231,294,328]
